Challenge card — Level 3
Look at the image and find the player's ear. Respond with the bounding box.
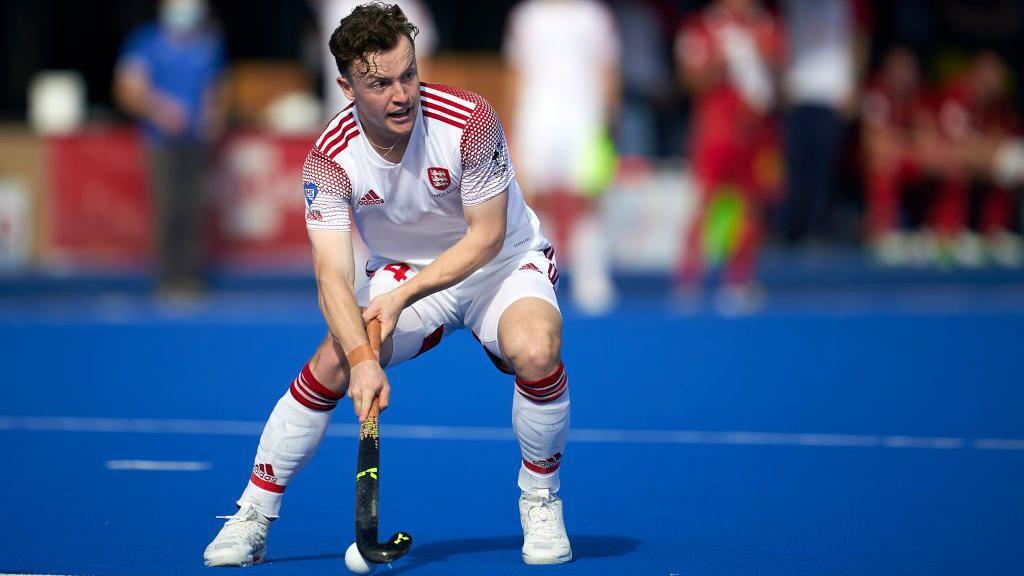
[337,73,356,102]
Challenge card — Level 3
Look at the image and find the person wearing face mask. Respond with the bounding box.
[115,0,226,296]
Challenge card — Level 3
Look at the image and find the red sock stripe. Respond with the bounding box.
[289,364,341,411]
[518,371,566,395]
[289,382,335,411]
[516,363,565,390]
[300,365,343,400]
[249,472,286,493]
[522,458,561,474]
[515,371,568,403]
[516,381,567,403]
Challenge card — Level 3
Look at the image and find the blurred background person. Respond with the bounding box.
[779,0,863,245]
[610,0,674,162]
[113,0,226,296]
[931,51,1023,267]
[316,0,436,118]
[860,46,938,265]
[504,0,621,315]
[674,0,784,313]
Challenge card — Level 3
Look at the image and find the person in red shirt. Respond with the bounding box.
[861,46,935,264]
[674,0,784,310]
[932,51,1021,266]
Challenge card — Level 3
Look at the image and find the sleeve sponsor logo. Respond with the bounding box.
[304,181,319,206]
[492,143,508,176]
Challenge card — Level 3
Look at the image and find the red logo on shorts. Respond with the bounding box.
[427,167,451,191]
[519,263,542,273]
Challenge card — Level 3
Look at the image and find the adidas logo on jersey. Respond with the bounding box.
[358,190,385,206]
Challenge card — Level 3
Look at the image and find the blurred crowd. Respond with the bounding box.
[504,0,1024,311]
[4,0,1023,311]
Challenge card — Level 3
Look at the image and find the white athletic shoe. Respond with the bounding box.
[204,503,270,567]
[519,488,572,564]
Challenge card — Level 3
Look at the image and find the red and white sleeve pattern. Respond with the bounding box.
[302,148,352,232]
[459,96,515,206]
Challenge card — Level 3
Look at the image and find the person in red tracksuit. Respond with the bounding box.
[674,0,784,310]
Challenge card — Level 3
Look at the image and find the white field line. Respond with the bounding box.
[0,415,1022,451]
[105,460,212,472]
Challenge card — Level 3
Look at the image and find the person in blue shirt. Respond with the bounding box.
[115,0,226,295]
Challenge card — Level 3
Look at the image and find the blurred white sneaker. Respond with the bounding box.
[713,282,764,317]
[987,231,1024,268]
[519,488,572,565]
[953,232,985,268]
[203,503,270,567]
[871,231,910,267]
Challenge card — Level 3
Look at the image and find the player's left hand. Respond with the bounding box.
[362,292,406,343]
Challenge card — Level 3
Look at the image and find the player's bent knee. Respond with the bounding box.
[499,299,562,381]
[504,332,561,382]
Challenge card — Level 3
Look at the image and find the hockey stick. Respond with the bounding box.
[355,319,412,563]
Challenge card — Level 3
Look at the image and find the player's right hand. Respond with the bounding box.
[348,360,390,422]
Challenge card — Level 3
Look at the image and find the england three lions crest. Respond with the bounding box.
[427,167,451,193]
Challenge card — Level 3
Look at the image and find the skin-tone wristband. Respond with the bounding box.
[346,343,377,367]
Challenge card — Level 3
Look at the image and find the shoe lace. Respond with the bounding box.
[525,497,559,538]
[215,506,266,542]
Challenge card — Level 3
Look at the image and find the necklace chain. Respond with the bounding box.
[365,130,403,157]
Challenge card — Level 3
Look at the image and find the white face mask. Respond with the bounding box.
[160,0,206,34]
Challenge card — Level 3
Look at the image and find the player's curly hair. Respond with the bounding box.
[330,2,419,78]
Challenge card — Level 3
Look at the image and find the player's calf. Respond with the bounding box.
[512,363,572,564]
[207,340,350,567]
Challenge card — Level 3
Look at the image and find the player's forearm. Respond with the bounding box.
[316,267,371,355]
[396,228,503,306]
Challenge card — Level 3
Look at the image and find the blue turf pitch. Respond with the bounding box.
[1,287,1023,575]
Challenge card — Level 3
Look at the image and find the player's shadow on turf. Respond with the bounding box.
[385,535,638,573]
[265,552,343,564]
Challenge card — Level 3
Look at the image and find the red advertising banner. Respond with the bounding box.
[45,128,152,266]
[42,129,317,270]
[209,132,313,267]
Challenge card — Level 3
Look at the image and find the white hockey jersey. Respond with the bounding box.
[303,83,548,272]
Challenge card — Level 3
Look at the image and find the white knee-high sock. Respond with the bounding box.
[513,363,570,493]
[237,363,341,518]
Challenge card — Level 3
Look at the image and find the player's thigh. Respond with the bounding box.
[357,262,457,367]
[467,251,561,378]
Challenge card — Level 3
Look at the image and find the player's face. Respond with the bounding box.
[339,35,420,143]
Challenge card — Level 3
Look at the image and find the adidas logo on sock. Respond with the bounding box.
[253,463,278,484]
[358,190,385,206]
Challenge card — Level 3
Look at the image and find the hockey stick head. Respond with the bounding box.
[356,529,413,564]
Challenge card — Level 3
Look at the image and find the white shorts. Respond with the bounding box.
[356,247,560,371]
